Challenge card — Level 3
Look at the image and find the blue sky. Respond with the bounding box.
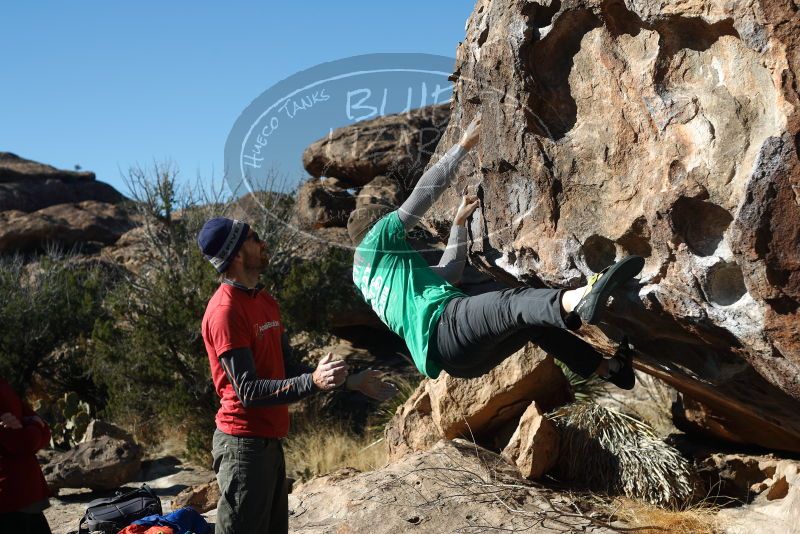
[0,1,475,196]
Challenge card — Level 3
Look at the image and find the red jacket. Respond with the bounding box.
[0,378,51,513]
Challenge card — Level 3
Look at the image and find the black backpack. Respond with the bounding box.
[78,484,162,534]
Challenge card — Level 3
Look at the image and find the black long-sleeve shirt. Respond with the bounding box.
[219,332,317,408]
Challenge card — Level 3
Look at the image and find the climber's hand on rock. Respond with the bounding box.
[454,194,480,226]
[459,113,481,151]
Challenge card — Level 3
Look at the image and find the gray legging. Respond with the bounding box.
[433,288,603,379]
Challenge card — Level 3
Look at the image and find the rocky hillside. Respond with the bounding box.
[0,153,133,253]
[420,0,800,453]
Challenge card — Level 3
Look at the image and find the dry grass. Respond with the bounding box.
[282,374,418,482]
[284,421,387,481]
[610,497,722,534]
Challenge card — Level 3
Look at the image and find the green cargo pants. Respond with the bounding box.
[211,428,288,534]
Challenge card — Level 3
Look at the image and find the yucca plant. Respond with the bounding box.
[551,402,695,508]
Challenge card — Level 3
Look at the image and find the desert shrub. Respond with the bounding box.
[88,164,231,461]
[34,391,92,449]
[368,374,422,434]
[90,244,219,461]
[276,246,361,335]
[0,253,108,395]
[551,402,695,508]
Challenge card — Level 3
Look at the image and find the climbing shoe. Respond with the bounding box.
[573,255,644,325]
[603,336,636,390]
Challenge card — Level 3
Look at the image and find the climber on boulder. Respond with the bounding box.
[348,114,641,389]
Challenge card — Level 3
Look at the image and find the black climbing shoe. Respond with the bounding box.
[604,336,636,390]
[573,255,644,325]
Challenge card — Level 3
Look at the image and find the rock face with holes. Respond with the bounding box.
[707,454,800,534]
[426,0,800,452]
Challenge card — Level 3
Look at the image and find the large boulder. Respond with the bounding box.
[354,175,405,211]
[293,178,355,229]
[386,343,572,460]
[42,435,143,491]
[302,104,450,187]
[383,386,441,461]
[426,0,800,452]
[0,201,136,253]
[0,152,124,212]
[81,419,136,444]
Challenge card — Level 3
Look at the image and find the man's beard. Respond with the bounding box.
[242,249,269,274]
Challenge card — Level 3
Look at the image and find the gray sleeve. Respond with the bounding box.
[219,347,317,408]
[429,224,468,285]
[397,144,469,231]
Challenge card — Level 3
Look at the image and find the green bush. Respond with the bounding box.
[555,360,607,403]
[89,244,219,460]
[0,254,108,395]
[88,164,224,461]
[277,247,360,335]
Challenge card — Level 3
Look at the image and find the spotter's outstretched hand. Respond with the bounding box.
[346,370,399,401]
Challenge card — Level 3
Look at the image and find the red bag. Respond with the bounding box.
[117,526,174,534]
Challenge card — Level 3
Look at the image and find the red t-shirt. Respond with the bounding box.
[201,284,289,438]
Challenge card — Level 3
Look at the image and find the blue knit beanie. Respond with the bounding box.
[197,217,250,273]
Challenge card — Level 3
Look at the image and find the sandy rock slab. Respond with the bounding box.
[288,439,620,534]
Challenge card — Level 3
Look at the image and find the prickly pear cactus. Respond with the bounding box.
[48,391,91,449]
